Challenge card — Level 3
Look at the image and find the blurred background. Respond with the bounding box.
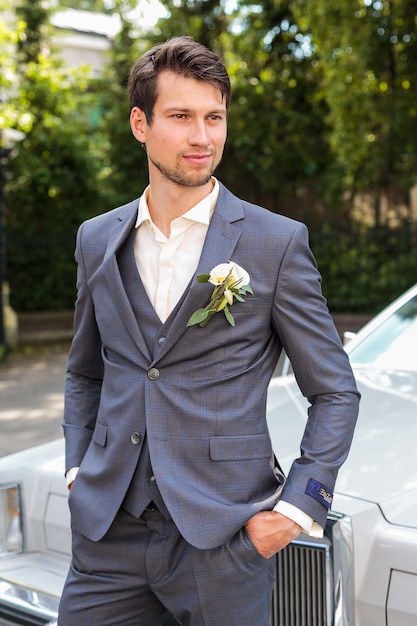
[1,0,416,359]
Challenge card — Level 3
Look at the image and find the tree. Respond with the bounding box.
[222,0,330,218]
[5,0,105,311]
[99,0,150,208]
[58,0,113,13]
[2,0,415,314]
[293,0,417,224]
[156,0,230,49]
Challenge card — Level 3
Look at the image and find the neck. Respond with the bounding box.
[147,177,214,237]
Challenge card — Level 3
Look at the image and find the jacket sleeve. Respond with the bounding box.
[62,222,104,473]
[272,222,360,527]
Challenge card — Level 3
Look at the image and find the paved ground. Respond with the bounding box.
[0,342,70,457]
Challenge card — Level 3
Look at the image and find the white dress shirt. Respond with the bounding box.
[68,177,322,538]
[134,180,219,322]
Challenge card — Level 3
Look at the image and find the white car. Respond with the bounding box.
[1,283,417,626]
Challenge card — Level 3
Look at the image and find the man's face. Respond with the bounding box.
[130,70,228,188]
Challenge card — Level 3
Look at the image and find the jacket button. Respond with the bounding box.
[130,432,141,445]
[150,475,157,484]
[147,368,160,380]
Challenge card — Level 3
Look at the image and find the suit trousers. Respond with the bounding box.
[58,506,275,626]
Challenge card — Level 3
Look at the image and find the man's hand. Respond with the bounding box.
[244,510,302,559]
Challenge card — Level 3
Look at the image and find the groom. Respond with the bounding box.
[58,36,359,626]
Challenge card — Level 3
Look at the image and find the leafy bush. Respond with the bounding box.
[312,225,417,314]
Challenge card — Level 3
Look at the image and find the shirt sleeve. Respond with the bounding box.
[65,466,79,488]
[274,500,324,538]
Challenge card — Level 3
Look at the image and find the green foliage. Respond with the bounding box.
[156,0,230,49]
[99,8,149,208]
[0,6,24,130]
[311,224,417,313]
[292,0,417,209]
[15,0,53,64]
[57,0,138,14]
[1,0,416,314]
[58,0,112,12]
[3,0,105,311]
[224,3,329,203]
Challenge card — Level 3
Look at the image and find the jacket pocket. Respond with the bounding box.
[209,434,272,461]
[92,421,108,447]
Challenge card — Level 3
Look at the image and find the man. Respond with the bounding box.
[58,36,360,626]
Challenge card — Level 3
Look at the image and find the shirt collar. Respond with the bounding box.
[136,178,220,229]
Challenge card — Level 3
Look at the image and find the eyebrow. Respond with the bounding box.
[163,106,227,116]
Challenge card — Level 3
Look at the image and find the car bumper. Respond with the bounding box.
[0,553,67,626]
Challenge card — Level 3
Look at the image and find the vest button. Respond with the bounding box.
[158,337,166,345]
[150,475,157,484]
[130,432,141,445]
[147,367,160,380]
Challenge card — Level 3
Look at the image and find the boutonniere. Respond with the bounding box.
[187,261,253,328]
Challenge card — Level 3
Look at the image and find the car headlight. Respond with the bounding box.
[0,483,23,557]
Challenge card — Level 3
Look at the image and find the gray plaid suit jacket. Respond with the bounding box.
[63,183,359,549]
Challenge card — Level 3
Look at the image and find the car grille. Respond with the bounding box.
[271,537,331,626]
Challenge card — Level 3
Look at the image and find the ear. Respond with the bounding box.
[130,107,147,143]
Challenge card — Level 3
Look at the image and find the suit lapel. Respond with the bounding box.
[154,185,245,362]
[102,200,153,362]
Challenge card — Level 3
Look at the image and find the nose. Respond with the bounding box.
[188,119,210,146]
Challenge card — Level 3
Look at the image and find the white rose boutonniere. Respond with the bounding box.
[187,261,253,328]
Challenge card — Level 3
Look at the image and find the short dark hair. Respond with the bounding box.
[128,36,231,124]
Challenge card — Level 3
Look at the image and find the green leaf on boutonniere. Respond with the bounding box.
[187,308,210,326]
[197,274,210,283]
[224,305,235,326]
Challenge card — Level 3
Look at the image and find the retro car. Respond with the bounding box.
[1,282,416,626]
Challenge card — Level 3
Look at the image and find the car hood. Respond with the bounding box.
[266,367,417,528]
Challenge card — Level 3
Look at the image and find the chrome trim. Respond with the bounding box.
[327,513,355,626]
[0,579,58,625]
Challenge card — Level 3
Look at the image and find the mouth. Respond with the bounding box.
[183,153,213,165]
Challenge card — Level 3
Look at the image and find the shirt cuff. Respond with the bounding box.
[65,466,79,488]
[274,500,324,538]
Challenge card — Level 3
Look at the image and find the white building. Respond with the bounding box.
[50,2,166,76]
[51,9,120,76]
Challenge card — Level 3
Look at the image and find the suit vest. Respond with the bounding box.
[117,226,180,519]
